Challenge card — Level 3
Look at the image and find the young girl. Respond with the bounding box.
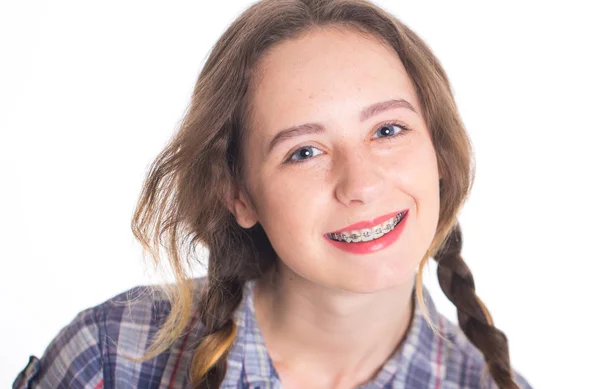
[13,0,533,388]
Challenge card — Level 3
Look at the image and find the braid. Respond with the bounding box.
[190,277,244,389]
[434,223,521,389]
[189,221,276,388]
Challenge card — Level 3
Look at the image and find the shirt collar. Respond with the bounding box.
[222,278,444,389]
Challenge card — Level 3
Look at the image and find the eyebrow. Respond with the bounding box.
[267,98,417,154]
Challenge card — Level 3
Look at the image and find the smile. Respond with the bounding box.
[326,211,406,243]
[323,210,409,255]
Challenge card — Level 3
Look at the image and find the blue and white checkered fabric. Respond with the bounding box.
[13,277,533,388]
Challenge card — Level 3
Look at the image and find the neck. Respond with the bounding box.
[253,263,416,387]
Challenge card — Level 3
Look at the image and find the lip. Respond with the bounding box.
[324,210,409,255]
[327,209,408,234]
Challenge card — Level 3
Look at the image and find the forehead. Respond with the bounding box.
[249,27,421,130]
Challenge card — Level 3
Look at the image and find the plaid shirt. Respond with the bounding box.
[13,277,533,389]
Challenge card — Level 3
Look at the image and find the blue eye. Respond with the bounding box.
[288,146,323,163]
[373,122,406,139]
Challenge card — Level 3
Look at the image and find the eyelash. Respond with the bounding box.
[284,121,412,165]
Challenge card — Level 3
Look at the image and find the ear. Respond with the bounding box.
[226,186,259,229]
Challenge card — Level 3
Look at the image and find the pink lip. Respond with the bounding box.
[324,210,409,255]
[327,209,408,234]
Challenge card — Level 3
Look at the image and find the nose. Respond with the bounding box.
[333,148,385,206]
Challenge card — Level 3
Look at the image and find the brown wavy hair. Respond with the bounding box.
[130,0,522,388]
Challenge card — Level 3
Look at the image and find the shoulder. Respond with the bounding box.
[13,277,208,389]
[437,315,533,389]
[13,300,106,389]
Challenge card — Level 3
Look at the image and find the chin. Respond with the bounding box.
[334,268,416,295]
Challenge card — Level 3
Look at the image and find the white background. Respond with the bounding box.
[1,1,598,387]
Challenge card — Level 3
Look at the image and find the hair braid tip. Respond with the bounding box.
[197,322,238,380]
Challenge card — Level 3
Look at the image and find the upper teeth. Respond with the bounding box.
[327,212,405,243]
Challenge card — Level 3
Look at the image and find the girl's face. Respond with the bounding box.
[232,27,441,293]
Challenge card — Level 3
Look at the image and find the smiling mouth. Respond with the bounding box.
[325,211,406,243]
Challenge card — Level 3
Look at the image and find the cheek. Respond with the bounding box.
[252,173,323,240]
[249,170,335,276]
[390,136,439,194]
[389,137,440,234]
